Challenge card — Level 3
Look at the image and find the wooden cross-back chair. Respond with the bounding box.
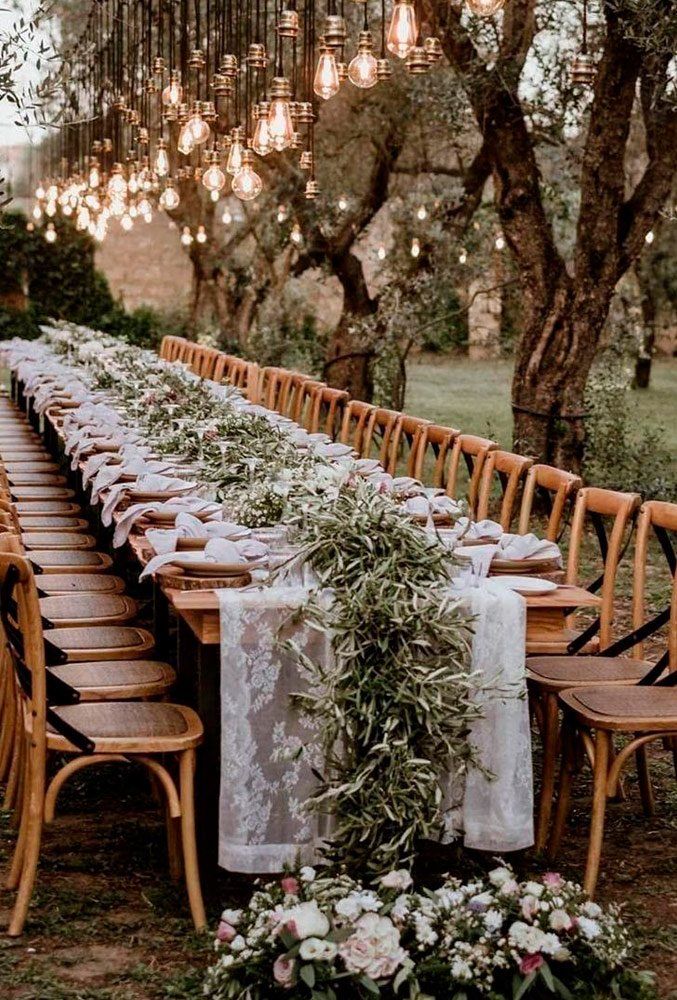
[307,385,350,438]
[194,346,221,380]
[548,499,677,895]
[379,414,431,478]
[0,548,206,935]
[223,356,260,402]
[360,408,403,470]
[259,366,296,414]
[293,379,324,429]
[339,400,377,456]
[476,449,534,531]
[280,373,316,423]
[410,423,460,489]
[159,336,183,362]
[518,464,582,541]
[527,486,642,850]
[439,433,497,517]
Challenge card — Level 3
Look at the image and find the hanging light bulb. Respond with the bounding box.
[387,0,418,59]
[411,237,420,258]
[268,79,295,151]
[62,203,73,217]
[87,162,100,189]
[202,152,226,192]
[32,203,42,221]
[221,207,233,225]
[465,0,505,16]
[186,102,211,145]
[128,170,139,195]
[94,220,107,242]
[178,125,195,156]
[107,163,128,197]
[144,210,153,223]
[76,205,90,231]
[154,139,170,177]
[494,233,505,250]
[120,212,134,231]
[162,68,183,106]
[252,103,273,156]
[314,45,341,100]
[226,133,244,175]
[109,196,126,219]
[45,200,57,218]
[180,226,193,246]
[129,203,138,218]
[44,223,57,243]
[290,222,302,244]
[458,248,468,264]
[277,204,288,223]
[348,32,378,89]
[138,196,152,216]
[196,225,207,244]
[159,180,181,211]
[46,183,58,201]
[416,203,427,221]
[232,150,263,201]
[34,184,45,200]
[645,230,655,245]
[338,194,349,211]
[377,243,386,260]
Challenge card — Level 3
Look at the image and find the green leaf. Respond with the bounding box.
[540,962,555,992]
[359,975,381,995]
[300,964,316,988]
[513,971,537,1000]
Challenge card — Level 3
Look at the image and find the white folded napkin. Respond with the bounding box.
[497,532,562,565]
[145,514,252,556]
[139,536,267,580]
[101,474,197,527]
[91,457,175,501]
[112,496,222,547]
[452,517,504,542]
[315,441,355,459]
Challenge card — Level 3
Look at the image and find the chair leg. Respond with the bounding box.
[178,749,206,930]
[635,742,654,817]
[547,715,577,860]
[6,748,31,890]
[166,806,183,882]
[7,758,45,936]
[3,711,22,813]
[584,729,611,898]
[535,693,559,852]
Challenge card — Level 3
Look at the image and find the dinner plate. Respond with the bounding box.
[144,508,214,525]
[171,556,265,577]
[490,557,560,574]
[128,488,193,501]
[490,575,558,596]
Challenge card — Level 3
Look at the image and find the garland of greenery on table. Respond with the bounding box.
[36,322,481,876]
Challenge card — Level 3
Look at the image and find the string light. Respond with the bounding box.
[458,248,468,264]
[290,222,303,244]
[494,233,505,250]
[411,237,420,258]
[387,1,418,59]
[196,225,208,243]
[180,226,193,246]
[44,223,57,243]
[338,194,349,211]
[416,204,427,221]
[377,243,387,260]
[645,230,655,244]
[222,207,233,225]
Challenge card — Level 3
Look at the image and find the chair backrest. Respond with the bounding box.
[477,449,534,530]
[259,367,296,413]
[339,400,377,456]
[308,385,349,438]
[280,373,314,422]
[293,379,324,429]
[410,423,460,489]
[361,408,403,470]
[196,346,220,380]
[629,500,677,668]
[158,336,177,360]
[224,357,260,402]
[445,433,498,517]
[212,352,229,383]
[566,486,642,648]
[383,414,431,478]
[518,463,582,541]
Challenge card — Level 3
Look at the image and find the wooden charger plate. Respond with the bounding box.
[489,556,561,575]
[155,565,251,591]
[144,508,214,525]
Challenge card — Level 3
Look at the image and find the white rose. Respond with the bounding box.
[488,867,513,887]
[299,937,334,961]
[285,901,330,940]
[380,870,413,891]
[524,881,545,898]
[220,908,243,926]
[339,913,407,982]
[549,909,573,932]
[582,901,602,918]
[299,866,317,883]
[230,935,246,953]
[577,916,601,940]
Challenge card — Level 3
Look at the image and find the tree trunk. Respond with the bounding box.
[323,250,377,400]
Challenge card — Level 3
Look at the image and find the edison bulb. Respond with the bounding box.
[129,204,138,218]
[348,49,378,89]
[417,204,427,221]
[268,99,294,151]
[411,237,420,258]
[277,204,288,223]
[232,156,263,201]
[314,49,340,100]
[35,184,45,200]
[120,213,134,231]
[180,226,193,246]
[108,172,127,197]
[62,203,73,216]
[387,1,418,59]
[196,225,207,244]
[47,184,58,201]
[128,171,139,194]
[221,207,232,225]
[338,195,348,211]
[226,140,244,175]
[162,73,182,106]
[76,206,90,230]
[45,200,57,217]
[377,243,386,260]
[252,117,273,156]
[187,111,210,145]
[290,223,302,244]
[159,183,181,211]
[88,166,100,189]
[459,249,468,264]
[495,234,505,250]
[44,223,57,243]
[466,0,505,15]
[178,126,195,156]
[645,230,655,244]
[202,163,226,192]
[155,147,169,177]
[138,196,152,216]
[32,204,42,221]
[143,210,153,223]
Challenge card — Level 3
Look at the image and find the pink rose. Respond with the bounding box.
[281,876,300,895]
[542,872,564,888]
[216,921,236,943]
[520,954,544,975]
[273,956,295,989]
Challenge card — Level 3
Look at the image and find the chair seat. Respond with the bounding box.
[40,594,138,627]
[46,625,155,661]
[560,685,677,732]
[10,486,75,501]
[14,501,82,515]
[49,659,175,700]
[526,629,600,656]
[22,532,97,551]
[36,574,126,595]
[29,550,113,573]
[3,461,60,472]
[47,701,203,753]
[7,473,67,486]
[0,449,50,460]
[527,655,654,692]
[17,516,89,532]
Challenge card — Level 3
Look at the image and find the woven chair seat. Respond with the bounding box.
[40,594,138,627]
[29,550,113,573]
[0,449,49,459]
[14,501,82,515]
[8,473,67,486]
[527,655,653,692]
[10,486,75,501]
[22,532,97,551]
[3,461,60,472]
[47,701,203,752]
[35,574,126,595]
[560,686,677,731]
[17,516,89,531]
[46,625,155,661]
[49,659,175,700]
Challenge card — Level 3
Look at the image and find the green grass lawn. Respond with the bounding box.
[405,354,677,458]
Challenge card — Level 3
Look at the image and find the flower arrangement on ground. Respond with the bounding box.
[204,864,643,1000]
